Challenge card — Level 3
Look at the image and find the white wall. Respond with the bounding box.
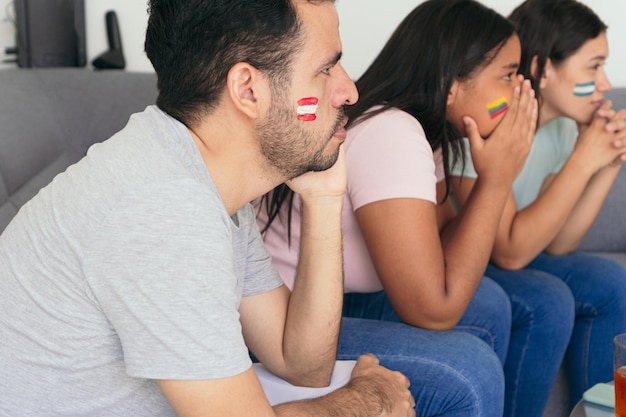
[336,0,626,87]
[0,0,151,72]
[1,0,625,86]
[83,0,150,73]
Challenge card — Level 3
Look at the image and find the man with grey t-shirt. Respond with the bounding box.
[0,0,415,416]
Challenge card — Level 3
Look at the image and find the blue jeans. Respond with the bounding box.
[340,278,508,417]
[339,318,505,417]
[485,260,575,417]
[521,252,626,408]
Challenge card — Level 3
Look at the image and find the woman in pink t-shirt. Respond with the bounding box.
[257,1,547,416]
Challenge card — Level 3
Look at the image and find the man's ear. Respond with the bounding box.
[531,55,550,89]
[226,63,270,120]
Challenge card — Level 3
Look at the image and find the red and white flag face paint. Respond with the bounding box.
[297,97,319,121]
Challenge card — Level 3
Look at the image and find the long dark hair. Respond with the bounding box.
[509,0,606,109]
[260,0,515,237]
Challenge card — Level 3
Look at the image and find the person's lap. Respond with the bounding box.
[527,251,626,407]
[339,251,626,416]
[338,317,505,417]
[341,278,510,417]
[455,277,512,364]
[343,277,511,363]
[486,262,575,417]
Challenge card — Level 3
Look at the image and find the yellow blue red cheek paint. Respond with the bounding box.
[486,97,509,119]
[297,97,319,121]
[574,81,595,97]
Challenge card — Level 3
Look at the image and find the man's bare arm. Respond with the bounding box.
[158,354,416,417]
[242,148,346,386]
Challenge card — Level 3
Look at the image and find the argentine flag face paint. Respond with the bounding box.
[573,81,595,97]
[296,97,319,122]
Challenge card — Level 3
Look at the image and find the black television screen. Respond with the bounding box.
[14,0,85,68]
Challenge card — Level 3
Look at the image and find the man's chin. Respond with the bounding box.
[308,147,341,172]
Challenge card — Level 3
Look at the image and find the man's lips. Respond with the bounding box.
[334,118,349,139]
[335,127,347,139]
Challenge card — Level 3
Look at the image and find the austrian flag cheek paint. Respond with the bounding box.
[573,81,595,97]
[297,97,319,121]
[486,97,509,119]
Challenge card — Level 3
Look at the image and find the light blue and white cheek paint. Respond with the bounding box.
[573,81,595,97]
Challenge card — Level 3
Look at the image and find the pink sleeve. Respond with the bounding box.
[345,109,437,211]
[433,148,445,183]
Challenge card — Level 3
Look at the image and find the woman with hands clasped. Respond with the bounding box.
[451,0,626,415]
[258,1,539,415]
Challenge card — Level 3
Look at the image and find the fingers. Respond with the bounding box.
[609,153,626,166]
[607,152,626,167]
[575,114,626,172]
[614,136,626,150]
[408,393,417,417]
[349,354,415,416]
[595,102,626,132]
[517,79,537,140]
[605,109,626,132]
[498,79,536,143]
[596,100,614,117]
[467,78,536,184]
[354,353,379,369]
[402,374,416,417]
[499,81,522,129]
[463,116,482,150]
[596,100,615,122]
[388,370,414,416]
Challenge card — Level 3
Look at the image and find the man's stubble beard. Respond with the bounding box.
[258,95,345,180]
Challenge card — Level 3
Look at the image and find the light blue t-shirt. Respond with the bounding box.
[450,118,578,209]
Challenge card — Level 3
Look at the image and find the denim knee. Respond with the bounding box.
[339,318,504,417]
[456,277,511,364]
[486,264,575,336]
[485,265,575,417]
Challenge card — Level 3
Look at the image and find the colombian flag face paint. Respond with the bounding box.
[297,97,319,121]
[573,81,595,97]
[486,97,509,119]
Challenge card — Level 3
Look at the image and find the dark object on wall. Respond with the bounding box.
[14,0,86,68]
[92,11,126,70]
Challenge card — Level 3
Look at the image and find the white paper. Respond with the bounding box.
[254,360,356,406]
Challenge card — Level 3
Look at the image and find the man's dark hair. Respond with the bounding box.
[145,0,313,128]
[260,0,514,238]
[509,0,607,113]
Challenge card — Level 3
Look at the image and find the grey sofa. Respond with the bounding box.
[0,68,158,232]
[0,68,624,416]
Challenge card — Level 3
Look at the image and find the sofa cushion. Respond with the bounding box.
[607,89,626,111]
[579,166,626,252]
[0,72,67,197]
[0,175,15,232]
[0,68,158,233]
[592,251,626,267]
[35,69,160,155]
